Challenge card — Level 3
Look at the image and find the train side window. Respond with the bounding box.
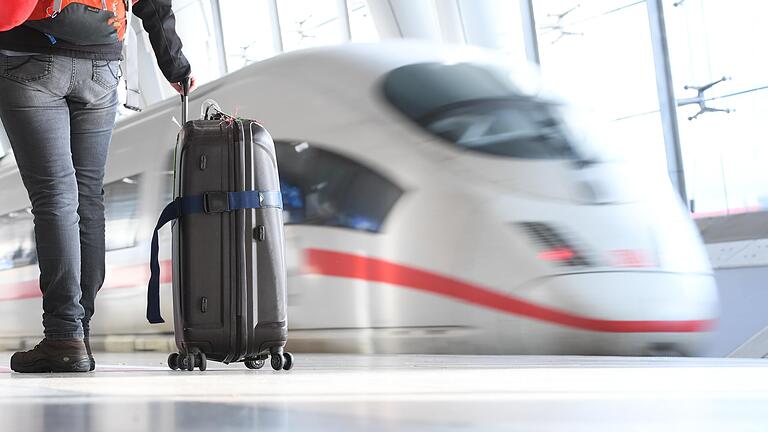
[0,208,36,270]
[275,141,403,232]
[104,175,141,251]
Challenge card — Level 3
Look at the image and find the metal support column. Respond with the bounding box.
[210,0,228,75]
[337,0,352,41]
[519,0,540,65]
[268,0,284,53]
[647,0,688,205]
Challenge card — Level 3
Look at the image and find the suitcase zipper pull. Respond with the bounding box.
[199,154,207,170]
[201,297,208,313]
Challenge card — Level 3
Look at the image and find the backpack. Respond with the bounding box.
[25,0,137,45]
[0,0,37,32]
[25,0,144,112]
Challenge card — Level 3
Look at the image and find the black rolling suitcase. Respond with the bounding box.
[146,81,292,372]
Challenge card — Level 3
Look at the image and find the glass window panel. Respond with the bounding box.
[667,0,768,95]
[104,175,142,251]
[219,0,277,72]
[277,0,345,52]
[276,141,402,232]
[666,0,768,216]
[602,112,667,174]
[0,208,36,271]
[678,93,768,217]
[533,1,660,120]
[172,0,222,85]
[484,0,527,64]
[532,0,669,179]
[348,0,379,42]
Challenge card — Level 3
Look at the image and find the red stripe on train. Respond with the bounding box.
[0,260,172,301]
[304,248,716,333]
[0,250,715,333]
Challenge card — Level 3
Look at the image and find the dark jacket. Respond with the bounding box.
[0,0,190,83]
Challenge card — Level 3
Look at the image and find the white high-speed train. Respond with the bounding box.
[0,42,718,355]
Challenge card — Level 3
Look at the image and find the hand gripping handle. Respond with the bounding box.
[180,77,190,125]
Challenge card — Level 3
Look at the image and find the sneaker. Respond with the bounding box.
[10,338,91,373]
[84,338,95,371]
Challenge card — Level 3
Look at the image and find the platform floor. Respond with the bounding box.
[1,353,768,431]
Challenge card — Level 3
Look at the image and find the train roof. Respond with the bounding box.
[116,41,516,124]
[236,41,508,81]
[0,42,521,210]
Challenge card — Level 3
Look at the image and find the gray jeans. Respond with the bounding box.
[0,53,119,340]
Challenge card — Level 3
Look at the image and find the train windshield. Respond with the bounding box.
[383,62,585,160]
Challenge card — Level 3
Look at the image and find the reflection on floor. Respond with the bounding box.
[1,353,767,431]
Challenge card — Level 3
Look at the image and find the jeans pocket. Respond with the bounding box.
[92,60,121,91]
[0,54,53,83]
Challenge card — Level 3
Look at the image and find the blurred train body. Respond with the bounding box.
[0,42,719,355]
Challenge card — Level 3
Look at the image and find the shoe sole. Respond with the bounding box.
[11,357,92,373]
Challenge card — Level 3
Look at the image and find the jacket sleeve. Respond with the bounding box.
[132,0,191,83]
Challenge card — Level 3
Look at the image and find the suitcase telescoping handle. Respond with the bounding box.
[180,77,190,125]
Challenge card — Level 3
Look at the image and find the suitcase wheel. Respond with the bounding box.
[269,352,294,371]
[168,352,207,372]
[245,359,265,370]
[167,353,179,371]
[183,354,195,371]
[196,352,207,371]
[282,352,294,371]
[270,354,283,370]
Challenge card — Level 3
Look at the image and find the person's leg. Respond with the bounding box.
[0,54,86,339]
[0,53,89,372]
[69,62,119,337]
[69,58,120,370]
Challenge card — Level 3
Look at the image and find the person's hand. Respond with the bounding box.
[171,75,197,95]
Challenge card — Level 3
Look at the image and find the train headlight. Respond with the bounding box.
[608,249,655,268]
[537,247,576,262]
[517,222,593,267]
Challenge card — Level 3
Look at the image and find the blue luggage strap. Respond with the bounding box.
[147,190,282,324]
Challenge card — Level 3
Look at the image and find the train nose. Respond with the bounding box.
[509,271,719,355]
[523,272,718,329]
